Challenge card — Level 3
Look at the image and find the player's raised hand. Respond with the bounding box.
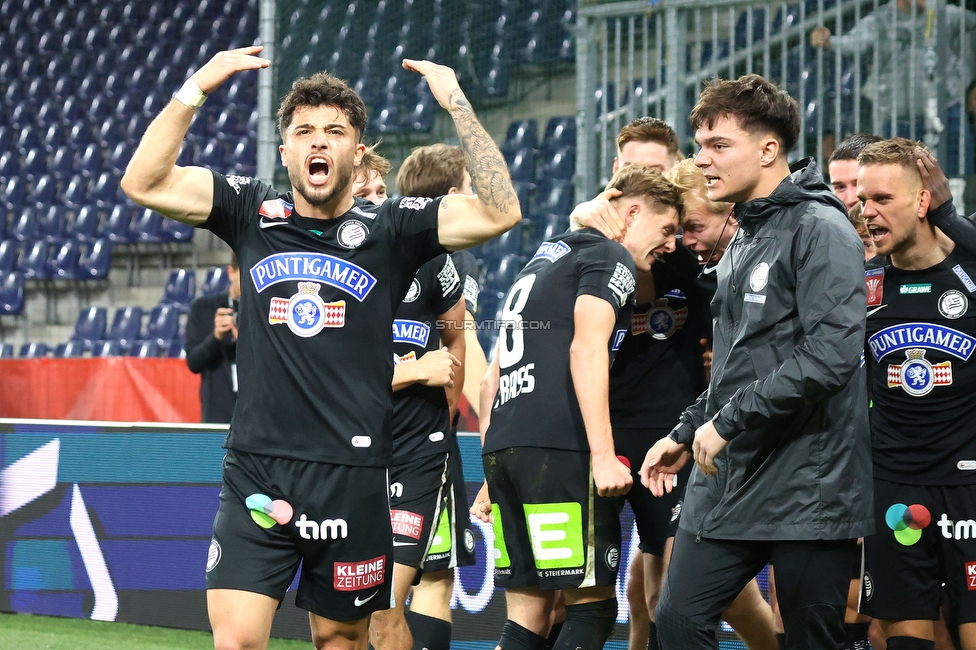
[191,46,270,95]
[402,59,468,113]
[416,347,462,388]
[569,188,626,242]
[593,453,633,497]
[641,437,689,497]
[915,146,953,211]
[470,481,493,523]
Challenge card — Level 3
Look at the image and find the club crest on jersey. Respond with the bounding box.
[531,241,571,263]
[631,299,688,339]
[403,279,421,303]
[393,319,430,348]
[259,198,293,219]
[866,268,884,307]
[337,220,369,249]
[868,323,976,363]
[887,349,952,397]
[251,252,376,302]
[939,290,969,319]
[268,283,345,337]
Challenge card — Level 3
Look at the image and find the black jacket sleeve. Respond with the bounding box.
[184,295,224,374]
[928,201,976,257]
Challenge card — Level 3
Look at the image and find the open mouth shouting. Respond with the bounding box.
[307,155,332,186]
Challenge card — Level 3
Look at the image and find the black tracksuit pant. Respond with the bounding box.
[657,527,857,650]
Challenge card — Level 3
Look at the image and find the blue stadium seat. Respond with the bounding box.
[77,238,112,280]
[89,172,119,209]
[512,181,534,216]
[68,207,101,242]
[502,119,538,157]
[72,306,107,350]
[160,268,196,311]
[49,239,81,279]
[49,146,75,181]
[144,304,180,348]
[0,241,19,274]
[0,342,14,358]
[100,206,134,244]
[0,272,25,315]
[508,148,536,183]
[0,152,19,181]
[55,340,85,358]
[62,175,89,208]
[201,266,231,296]
[167,337,186,359]
[92,340,122,357]
[20,240,52,280]
[538,147,574,181]
[74,145,102,179]
[42,123,66,153]
[32,176,59,208]
[541,117,576,155]
[535,179,575,217]
[108,141,134,175]
[160,218,195,244]
[129,340,161,358]
[19,342,49,358]
[105,306,144,351]
[20,148,47,181]
[484,253,523,294]
[130,209,163,243]
[37,205,66,242]
[10,207,39,242]
[16,127,40,152]
[527,213,570,251]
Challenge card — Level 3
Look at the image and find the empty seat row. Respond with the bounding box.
[2,206,194,247]
[7,338,186,359]
[0,238,112,281]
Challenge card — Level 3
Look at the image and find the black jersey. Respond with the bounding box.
[484,229,637,453]
[452,250,481,315]
[609,247,710,429]
[392,254,464,461]
[865,250,976,485]
[204,172,446,467]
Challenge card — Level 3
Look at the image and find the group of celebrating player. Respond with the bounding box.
[118,43,976,650]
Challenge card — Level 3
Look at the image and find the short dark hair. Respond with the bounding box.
[690,74,801,153]
[616,117,681,159]
[828,133,883,163]
[396,144,467,198]
[276,71,368,141]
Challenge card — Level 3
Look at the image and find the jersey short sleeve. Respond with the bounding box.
[204,171,279,247]
[452,250,481,315]
[388,196,449,275]
[422,254,464,316]
[577,239,638,317]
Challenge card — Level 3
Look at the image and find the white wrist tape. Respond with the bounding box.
[174,78,207,109]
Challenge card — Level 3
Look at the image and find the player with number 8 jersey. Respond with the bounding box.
[480,165,682,650]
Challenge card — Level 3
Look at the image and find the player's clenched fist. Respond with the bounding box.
[415,347,461,388]
[592,453,632,497]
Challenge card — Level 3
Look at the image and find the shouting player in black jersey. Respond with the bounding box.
[641,74,873,650]
[121,47,520,650]
[476,165,682,650]
[859,138,976,650]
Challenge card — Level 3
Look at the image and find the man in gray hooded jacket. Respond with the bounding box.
[641,74,874,649]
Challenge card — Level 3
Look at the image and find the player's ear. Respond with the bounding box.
[917,188,931,219]
[447,187,458,194]
[759,135,780,167]
[278,144,288,168]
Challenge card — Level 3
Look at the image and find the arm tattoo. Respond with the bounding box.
[449,90,518,215]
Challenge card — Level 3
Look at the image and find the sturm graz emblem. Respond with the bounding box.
[337,220,369,249]
[886,348,951,397]
[403,278,422,303]
[605,544,620,570]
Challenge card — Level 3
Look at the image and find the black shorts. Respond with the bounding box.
[206,449,393,622]
[483,446,622,590]
[861,477,976,623]
[389,452,450,569]
[423,435,477,572]
[615,427,691,556]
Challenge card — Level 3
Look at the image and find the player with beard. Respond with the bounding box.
[859,138,976,650]
[121,47,520,650]
[641,74,872,650]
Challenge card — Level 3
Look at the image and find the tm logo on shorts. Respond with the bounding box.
[523,502,584,570]
[246,494,294,529]
[885,503,931,546]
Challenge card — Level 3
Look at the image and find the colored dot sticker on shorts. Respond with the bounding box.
[617,455,631,469]
[245,493,294,529]
[884,503,930,546]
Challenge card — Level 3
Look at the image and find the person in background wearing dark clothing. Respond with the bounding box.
[641,74,873,650]
[185,253,241,423]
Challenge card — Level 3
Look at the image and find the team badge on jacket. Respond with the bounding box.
[269,282,345,336]
[887,348,952,396]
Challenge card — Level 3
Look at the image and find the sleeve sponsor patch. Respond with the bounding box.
[399,196,434,210]
[463,275,480,312]
[952,264,976,293]
[225,175,251,195]
[608,262,636,307]
[531,241,572,263]
[437,255,461,297]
